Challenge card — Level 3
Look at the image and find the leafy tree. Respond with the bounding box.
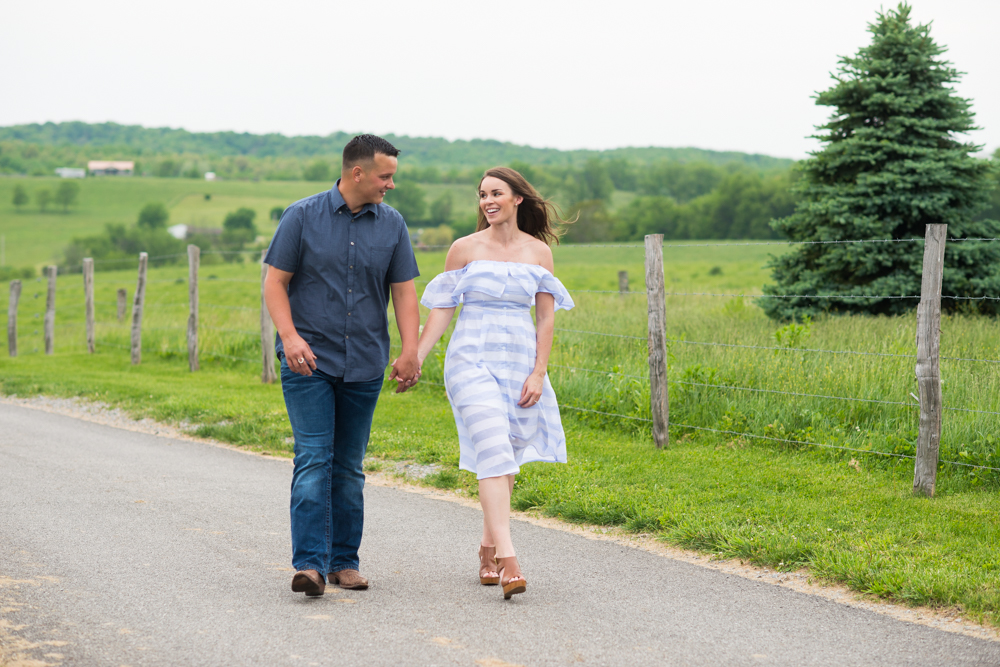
[606,158,637,191]
[137,202,169,229]
[384,182,427,223]
[223,207,257,233]
[562,200,614,243]
[563,159,614,204]
[302,160,331,182]
[637,161,722,202]
[429,192,454,224]
[36,188,51,212]
[222,207,258,248]
[616,196,686,240]
[419,224,454,248]
[270,206,285,222]
[12,184,28,209]
[62,222,184,271]
[974,148,1000,223]
[53,180,80,212]
[157,159,177,177]
[763,4,1000,319]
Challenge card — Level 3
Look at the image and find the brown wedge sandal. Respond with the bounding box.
[496,556,526,600]
[479,545,499,585]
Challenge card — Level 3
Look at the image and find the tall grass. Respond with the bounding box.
[5,241,998,486]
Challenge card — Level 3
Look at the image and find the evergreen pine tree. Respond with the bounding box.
[762,3,1000,319]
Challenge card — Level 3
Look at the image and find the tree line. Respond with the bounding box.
[60,203,264,272]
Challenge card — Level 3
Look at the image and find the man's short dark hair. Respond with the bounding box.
[342,134,400,168]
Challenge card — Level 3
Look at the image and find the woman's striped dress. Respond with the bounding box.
[421,261,575,480]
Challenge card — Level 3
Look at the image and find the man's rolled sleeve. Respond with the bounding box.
[386,223,420,284]
[264,206,303,273]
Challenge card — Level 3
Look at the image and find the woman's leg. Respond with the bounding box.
[479,474,523,583]
[479,475,515,578]
[480,475,516,548]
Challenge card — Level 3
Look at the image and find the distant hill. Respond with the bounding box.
[0,121,796,170]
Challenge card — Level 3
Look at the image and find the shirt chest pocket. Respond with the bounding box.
[366,245,395,281]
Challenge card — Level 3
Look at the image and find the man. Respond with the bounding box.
[263,134,421,597]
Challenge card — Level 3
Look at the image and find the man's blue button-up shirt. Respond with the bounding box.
[264,182,420,382]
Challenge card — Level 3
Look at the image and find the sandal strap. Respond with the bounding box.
[479,545,498,575]
[497,556,523,584]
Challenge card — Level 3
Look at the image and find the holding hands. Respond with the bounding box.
[389,352,421,393]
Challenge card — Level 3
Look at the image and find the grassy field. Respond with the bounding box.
[0,177,336,268]
[2,238,999,623]
[0,176,633,271]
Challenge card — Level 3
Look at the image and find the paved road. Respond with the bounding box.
[1,402,998,666]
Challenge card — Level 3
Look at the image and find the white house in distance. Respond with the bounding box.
[167,224,188,240]
[204,172,217,181]
[55,167,86,178]
[88,160,134,176]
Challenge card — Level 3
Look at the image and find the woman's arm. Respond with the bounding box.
[414,240,469,366]
[416,307,456,365]
[519,292,554,407]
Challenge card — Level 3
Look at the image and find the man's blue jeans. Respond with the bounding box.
[281,358,383,577]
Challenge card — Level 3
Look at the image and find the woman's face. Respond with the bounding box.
[479,176,522,226]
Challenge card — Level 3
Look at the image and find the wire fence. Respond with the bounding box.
[4,235,999,480]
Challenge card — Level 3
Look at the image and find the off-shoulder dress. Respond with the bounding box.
[420,260,575,479]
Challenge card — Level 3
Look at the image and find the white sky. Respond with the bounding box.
[2,0,997,160]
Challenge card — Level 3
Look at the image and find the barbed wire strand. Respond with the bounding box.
[553,328,999,364]
[670,423,1000,473]
[550,363,998,414]
[557,405,998,472]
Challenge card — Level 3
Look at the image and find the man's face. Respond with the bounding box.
[353,153,397,205]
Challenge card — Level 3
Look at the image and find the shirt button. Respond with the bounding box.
[349,265,353,269]
[346,335,349,339]
[348,312,351,316]
[350,242,355,245]
[348,289,352,293]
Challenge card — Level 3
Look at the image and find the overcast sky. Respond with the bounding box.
[2,0,997,160]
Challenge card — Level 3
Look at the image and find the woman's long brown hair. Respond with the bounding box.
[476,167,573,245]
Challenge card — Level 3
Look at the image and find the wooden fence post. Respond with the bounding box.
[83,258,95,353]
[913,224,947,497]
[131,252,147,365]
[644,234,669,448]
[260,250,276,384]
[7,280,20,357]
[117,288,127,322]
[618,270,629,294]
[44,265,56,355]
[187,245,200,372]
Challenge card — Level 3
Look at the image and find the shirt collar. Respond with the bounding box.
[331,179,380,219]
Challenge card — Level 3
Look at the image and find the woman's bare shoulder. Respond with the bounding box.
[445,233,481,271]
[526,237,554,272]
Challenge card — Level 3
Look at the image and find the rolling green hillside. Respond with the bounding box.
[0,121,796,169]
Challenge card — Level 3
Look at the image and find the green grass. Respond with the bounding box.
[2,238,999,624]
[0,177,332,268]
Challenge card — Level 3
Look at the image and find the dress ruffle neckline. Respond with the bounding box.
[420,260,574,311]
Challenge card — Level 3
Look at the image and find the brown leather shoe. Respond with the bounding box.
[291,569,325,597]
[330,569,369,590]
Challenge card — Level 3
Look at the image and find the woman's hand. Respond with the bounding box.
[283,334,317,376]
[518,372,544,408]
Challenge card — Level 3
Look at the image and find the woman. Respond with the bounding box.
[416,167,574,600]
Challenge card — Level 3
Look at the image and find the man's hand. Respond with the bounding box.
[284,334,318,376]
[388,351,421,393]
